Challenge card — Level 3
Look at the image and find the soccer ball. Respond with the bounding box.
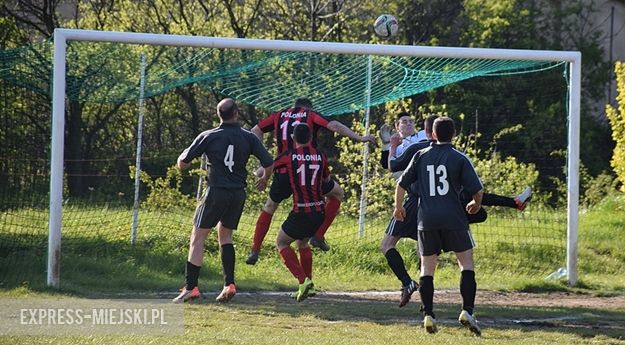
[374,14,399,38]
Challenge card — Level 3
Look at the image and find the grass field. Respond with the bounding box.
[1,194,624,343]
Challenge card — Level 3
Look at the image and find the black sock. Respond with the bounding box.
[185,261,201,290]
[385,248,412,286]
[221,243,235,286]
[482,193,516,208]
[419,275,435,317]
[460,270,476,315]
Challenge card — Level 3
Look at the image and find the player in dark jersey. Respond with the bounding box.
[246,97,376,264]
[381,113,532,309]
[173,98,274,304]
[274,123,330,302]
[395,117,483,335]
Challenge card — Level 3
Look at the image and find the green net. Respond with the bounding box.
[0,41,563,115]
[0,39,575,292]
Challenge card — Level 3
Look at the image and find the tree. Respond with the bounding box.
[606,62,625,192]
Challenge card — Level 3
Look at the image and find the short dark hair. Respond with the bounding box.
[433,117,455,142]
[293,123,311,144]
[424,115,438,135]
[294,97,313,109]
[217,98,238,121]
[396,112,411,122]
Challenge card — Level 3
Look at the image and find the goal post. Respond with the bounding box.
[48,28,581,288]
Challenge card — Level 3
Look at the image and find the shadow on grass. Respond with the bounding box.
[213,293,625,341]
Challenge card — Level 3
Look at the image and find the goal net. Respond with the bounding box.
[0,29,580,291]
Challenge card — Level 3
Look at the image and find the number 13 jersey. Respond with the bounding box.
[398,143,483,231]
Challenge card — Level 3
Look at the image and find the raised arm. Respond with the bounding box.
[326,120,376,144]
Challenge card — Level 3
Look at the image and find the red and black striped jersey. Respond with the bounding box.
[274,145,330,213]
[257,107,332,154]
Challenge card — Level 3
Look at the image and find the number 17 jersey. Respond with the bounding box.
[274,145,330,213]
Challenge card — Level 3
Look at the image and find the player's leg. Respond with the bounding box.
[417,230,440,334]
[381,194,419,307]
[215,188,246,302]
[295,238,315,300]
[276,226,306,285]
[450,230,481,336]
[247,197,280,264]
[482,186,532,211]
[247,171,291,265]
[310,180,343,251]
[174,188,219,303]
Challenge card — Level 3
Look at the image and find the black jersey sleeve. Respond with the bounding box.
[460,156,483,196]
[249,133,274,168]
[179,131,210,163]
[398,151,421,191]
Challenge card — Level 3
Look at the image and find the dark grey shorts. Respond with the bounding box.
[385,195,418,240]
[418,229,475,256]
[193,187,246,229]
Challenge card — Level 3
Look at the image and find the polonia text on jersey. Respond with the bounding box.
[292,153,322,161]
[281,110,307,119]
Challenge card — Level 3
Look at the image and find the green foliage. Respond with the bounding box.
[606,62,625,192]
[130,165,195,210]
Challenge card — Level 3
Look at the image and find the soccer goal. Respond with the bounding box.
[41,29,580,288]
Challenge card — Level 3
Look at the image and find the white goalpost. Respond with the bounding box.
[48,28,581,288]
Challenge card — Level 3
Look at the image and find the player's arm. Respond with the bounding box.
[393,154,420,221]
[250,125,263,141]
[461,156,485,214]
[177,132,207,170]
[389,142,427,172]
[326,120,376,144]
[466,190,484,215]
[251,134,275,190]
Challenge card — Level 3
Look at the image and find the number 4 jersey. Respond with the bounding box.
[274,144,330,213]
[179,123,274,188]
[398,143,483,231]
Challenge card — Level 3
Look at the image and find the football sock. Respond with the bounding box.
[185,261,201,290]
[482,193,516,208]
[385,248,412,286]
[299,247,313,279]
[460,270,476,315]
[252,210,273,252]
[220,244,235,286]
[419,275,435,317]
[315,197,341,240]
[279,247,306,284]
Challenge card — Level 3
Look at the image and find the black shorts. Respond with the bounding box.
[193,187,246,229]
[281,211,325,240]
[418,229,475,256]
[269,170,292,203]
[269,170,336,203]
[385,195,418,240]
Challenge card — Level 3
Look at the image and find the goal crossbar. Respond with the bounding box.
[48,28,581,287]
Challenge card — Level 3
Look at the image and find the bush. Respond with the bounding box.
[606,61,625,192]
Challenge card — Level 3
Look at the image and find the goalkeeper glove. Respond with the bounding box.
[379,124,395,151]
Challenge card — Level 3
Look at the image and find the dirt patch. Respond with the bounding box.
[311,290,625,310]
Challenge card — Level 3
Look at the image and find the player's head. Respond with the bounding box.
[293,123,311,145]
[294,97,313,109]
[217,98,238,122]
[432,117,455,143]
[395,112,415,138]
[424,114,438,139]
